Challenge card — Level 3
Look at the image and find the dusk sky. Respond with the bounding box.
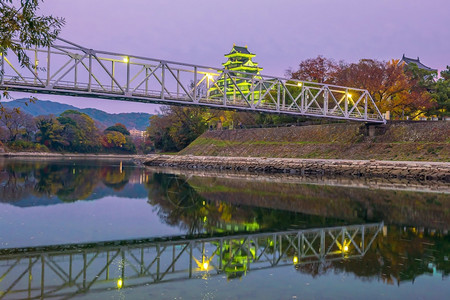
[9,0,450,114]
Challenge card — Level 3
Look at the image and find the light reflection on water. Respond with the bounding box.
[0,158,448,299]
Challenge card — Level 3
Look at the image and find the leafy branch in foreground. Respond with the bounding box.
[0,0,65,112]
[1,0,65,67]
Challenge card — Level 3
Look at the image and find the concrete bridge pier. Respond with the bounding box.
[364,123,387,137]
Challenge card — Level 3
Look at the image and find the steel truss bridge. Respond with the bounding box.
[0,223,383,299]
[0,38,385,123]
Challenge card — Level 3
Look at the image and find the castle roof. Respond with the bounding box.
[225,45,255,57]
[399,55,437,72]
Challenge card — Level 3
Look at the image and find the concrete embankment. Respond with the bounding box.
[143,155,450,182]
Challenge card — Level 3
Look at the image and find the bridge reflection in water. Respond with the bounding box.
[0,223,382,299]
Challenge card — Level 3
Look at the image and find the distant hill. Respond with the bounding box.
[3,99,152,130]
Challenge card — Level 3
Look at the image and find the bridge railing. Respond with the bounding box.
[0,38,385,123]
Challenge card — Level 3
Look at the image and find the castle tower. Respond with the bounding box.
[209,45,264,100]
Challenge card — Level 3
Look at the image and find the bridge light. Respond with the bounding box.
[206,74,214,81]
[337,240,350,253]
[202,261,209,270]
[347,93,352,98]
[297,82,302,87]
[123,57,129,63]
[117,278,123,289]
[293,256,298,264]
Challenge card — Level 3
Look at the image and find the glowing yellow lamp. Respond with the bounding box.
[293,256,298,264]
[297,82,303,87]
[117,278,123,289]
[123,57,129,63]
[347,93,352,98]
[343,245,349,252]
[202,262,209,270]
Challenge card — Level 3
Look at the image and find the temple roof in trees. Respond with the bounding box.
[399,55,437,72]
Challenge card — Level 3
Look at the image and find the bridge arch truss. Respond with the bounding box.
[0,38,385,123]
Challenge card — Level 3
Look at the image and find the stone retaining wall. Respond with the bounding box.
[143,155,450,182]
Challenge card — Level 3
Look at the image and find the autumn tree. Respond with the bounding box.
[147,112,177,152]
[393,63,437,119]
[334,59,410,115]
[331,59,436,119]
[102,131,126,148]
[56,110,101,152]
[35,111,104,153]
[101,123,136,153]
[35,115,68,149]
[147,106,219,152]
[105,123,130,136]
[0,107,34,141]
[287,55,340,84]
[133,135,154,154]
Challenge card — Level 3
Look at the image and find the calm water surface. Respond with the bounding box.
[0,158,448,299]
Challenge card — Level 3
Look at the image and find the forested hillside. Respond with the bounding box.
[3,99,152,130]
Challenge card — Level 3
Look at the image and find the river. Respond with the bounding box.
[0,158,448,299]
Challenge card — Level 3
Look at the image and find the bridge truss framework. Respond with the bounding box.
[0,38,385,123]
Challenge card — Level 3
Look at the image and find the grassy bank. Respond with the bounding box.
[180,121,450,161]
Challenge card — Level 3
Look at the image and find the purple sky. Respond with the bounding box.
[9,0,450,114]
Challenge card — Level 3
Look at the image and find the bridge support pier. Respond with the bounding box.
[363,123,387,137]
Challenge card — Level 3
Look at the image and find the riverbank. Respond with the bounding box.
[143,155,450,182]
[180,121,450,162]
[0,152,144,160]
